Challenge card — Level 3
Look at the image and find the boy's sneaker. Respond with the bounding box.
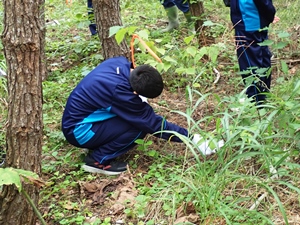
[82,154,127,176]
[82,148,89,154]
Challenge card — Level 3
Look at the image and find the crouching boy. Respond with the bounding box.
[62,56,223,175]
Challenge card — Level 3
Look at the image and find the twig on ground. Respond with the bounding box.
[288,59,300,64]
[151,102,171,112]
[126,164,136,185]
[249,166,279,210]
[213,67,221,84]
[249,193,268,210]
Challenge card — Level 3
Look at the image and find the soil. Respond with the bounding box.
[40,21,300,225]
[41,69,239,224]
[69,89,223,225]
[67,57,300,224]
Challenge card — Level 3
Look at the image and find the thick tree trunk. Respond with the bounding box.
[0,1,45,225]
[188,0,205,44]
[188,0,205,31]
[93,0,130,59]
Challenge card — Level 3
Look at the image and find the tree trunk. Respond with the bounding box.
[0,1,45,225]
[189,0,205,31]
[93,0,130,59]
[188,0,205,44]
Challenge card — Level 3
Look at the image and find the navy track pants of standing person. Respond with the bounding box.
[161,0,189,13]
[235,30,272,103]
[87,0,97,35]
[64,116,147,165]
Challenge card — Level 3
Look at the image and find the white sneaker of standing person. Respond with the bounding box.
[192,134,225,156]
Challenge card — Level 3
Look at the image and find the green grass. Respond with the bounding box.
[0,0,300,224]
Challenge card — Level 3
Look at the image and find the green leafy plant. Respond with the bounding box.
[0,168,46,225]
[1,0,299,224]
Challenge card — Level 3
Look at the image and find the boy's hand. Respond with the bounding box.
[192,134,225,156]
[273,16,280,24]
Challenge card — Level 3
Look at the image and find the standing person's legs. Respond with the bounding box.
[173,0,189,13]
[160,0,179,32]
[235,30,272,103]
[87,0,97,35]
[173,0,192,23]
[161,0,176,9]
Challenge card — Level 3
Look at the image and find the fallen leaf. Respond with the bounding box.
[174,214,199,224]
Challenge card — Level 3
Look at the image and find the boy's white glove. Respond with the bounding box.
[192,134,224,156]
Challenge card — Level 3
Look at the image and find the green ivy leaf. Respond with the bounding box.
[74,46,83,53]
[108,26,123,37]
[156,62,164,72]
[163,56,177,64]
[0,168,22,192]
[127,26,138,36]
[258,40,273,46]
[163,62,172,71]
[276,77,285,83]
[186,67,195,75]
[0,167,38,192]
[136,30,149,40]
[186,46,197,57]
[273,41,288,49]
[281,60,289,74]
[183,35,195,44]
[203,20,216,26]
[115,28,127,45]
[198,46,208,59]
[156,47,165,55]
[75,13,83,19]
[175,67,186,74]
[148,150,157,157]
[135,139,144,144]
[208,46,219,64]
[193,82,201,88]
[277,31,290,38]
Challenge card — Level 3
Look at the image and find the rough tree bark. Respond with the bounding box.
[93,0,130,60]
[0,1,45,225]
[188,0,205,31]
[188,0,205,44]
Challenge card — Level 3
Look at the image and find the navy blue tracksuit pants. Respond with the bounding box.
[87,0,97,35]
[160,0,189,13]
[235,29,272,103]
[64,116,147,165]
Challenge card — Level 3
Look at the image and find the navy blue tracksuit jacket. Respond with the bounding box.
[230,0,276,102]
[62,56,188,163]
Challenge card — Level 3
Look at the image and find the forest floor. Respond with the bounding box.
[41,60,300,225]
[37,1,300,224]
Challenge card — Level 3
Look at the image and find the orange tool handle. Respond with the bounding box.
[130,34,162,68]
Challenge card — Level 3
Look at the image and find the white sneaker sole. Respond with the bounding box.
[82,148,89,154]
[82,165,125,176]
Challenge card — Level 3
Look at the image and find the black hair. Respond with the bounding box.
[129,64,164,98]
